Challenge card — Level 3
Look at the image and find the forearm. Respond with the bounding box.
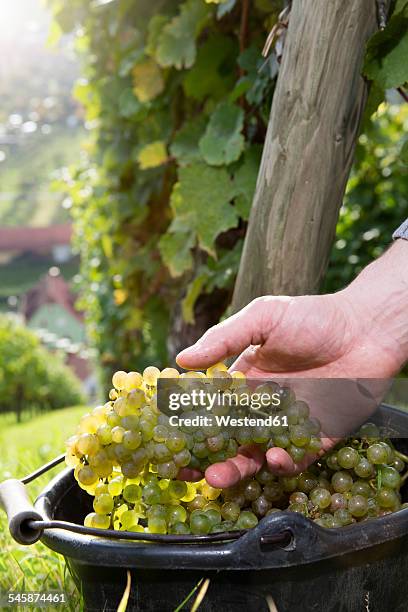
[343,240,408,368]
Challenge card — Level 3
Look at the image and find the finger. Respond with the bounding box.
[176,298,273,370]
[266,437,338,476]
[204,444,264,488]
[177,467,203,482]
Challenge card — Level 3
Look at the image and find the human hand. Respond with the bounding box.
[176,241,408,486]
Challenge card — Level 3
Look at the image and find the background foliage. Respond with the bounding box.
[47,0,408,387]
[0,316,84,420]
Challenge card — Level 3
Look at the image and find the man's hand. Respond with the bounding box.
[176,241,408,487]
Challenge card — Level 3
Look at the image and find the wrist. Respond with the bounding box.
[341,240,408,372]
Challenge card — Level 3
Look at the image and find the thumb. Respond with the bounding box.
[176,296,277,370]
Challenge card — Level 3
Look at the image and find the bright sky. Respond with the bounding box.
[0,0,49,43]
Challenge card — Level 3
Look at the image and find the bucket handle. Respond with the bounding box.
[0,479,44,545]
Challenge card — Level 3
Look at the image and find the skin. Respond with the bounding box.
[176,240,408,488]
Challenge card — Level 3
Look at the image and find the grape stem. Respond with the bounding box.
[394,450,408,464]
[400,471,408,485]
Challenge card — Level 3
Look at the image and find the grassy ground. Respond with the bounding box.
[0,406,87,611]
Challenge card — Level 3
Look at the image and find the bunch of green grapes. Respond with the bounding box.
[66,363,408,534]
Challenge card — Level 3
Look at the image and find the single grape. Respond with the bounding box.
[112,371,127,390]
[367,443,388,465]
[166,505,187,525]
[123,430,142,450]
[85,513,111,530]
[263,482,284,502]
[221,502,240,522]
[348,495,368,517]
[205,509,222,526]
[166,431,186,453]
[190,511,211,535]
[289,491,308,505]
[143,366,161,386]
[243,480,262,502]
[330,493,347,512]
[381,466,401,489]
[187,495,207,512]
[235,511,258,530]
[124,371,143,391]
[332,471,353,493]
[93,494,114,515]
[310,487,331,509]
[289,425,311,448]
[334,508,353,526]
[337,447,360,469]
[171,522,190,534]
[157,461,178,479]
[77,466,98,486]
[255,466,276,485]
[142,483,161,504]
[201,482,221,501]
[123,484,142,503]
[351,480,372,498]
[376,487,399,509]
[148,517,167,534]
[168,480,188,499]
[297,473,318,494]
[354,457,374,479]
[76,433,99,456]
[251,495,272,517]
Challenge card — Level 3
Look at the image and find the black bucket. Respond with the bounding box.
[32,404,408,612]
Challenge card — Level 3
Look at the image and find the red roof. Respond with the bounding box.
[0,224,72,252]
[22,274,82,322]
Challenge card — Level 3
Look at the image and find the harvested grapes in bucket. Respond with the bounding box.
[65,364,408,534]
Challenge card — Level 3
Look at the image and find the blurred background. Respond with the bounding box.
[0,0,96,417]
[0,0,406,424]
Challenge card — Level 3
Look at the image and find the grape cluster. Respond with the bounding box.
[66,365,408,535]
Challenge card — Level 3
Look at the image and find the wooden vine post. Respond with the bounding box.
[232,0,386,311]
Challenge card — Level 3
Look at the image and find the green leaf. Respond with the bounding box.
[146,14,168,56]
[182,274,207,323]
[132,58,164,102]
[183,34,237,101]
[360,82,385,133]
[364,10,408,89]
[118,88,142,118]
[199,102,245,166]
[159,231,195,277]
[155,0,210,70]
[233,146,262,219]
[169,163,239,256]
[137,141,168,169]
[170,117,207,166]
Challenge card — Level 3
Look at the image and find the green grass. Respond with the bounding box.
[0,406,87,611]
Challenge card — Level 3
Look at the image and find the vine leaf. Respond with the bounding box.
[160,163,239,276]
[183,34,237,101]
[137,142,168,169]
[199,102,245,166]
[155,0,210,70]
[132,59,164,102]
[159,231,195,277]
[363,8,408,89]
[118,88,142,118]
[233,145,262,220]
[170,117,207,166]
